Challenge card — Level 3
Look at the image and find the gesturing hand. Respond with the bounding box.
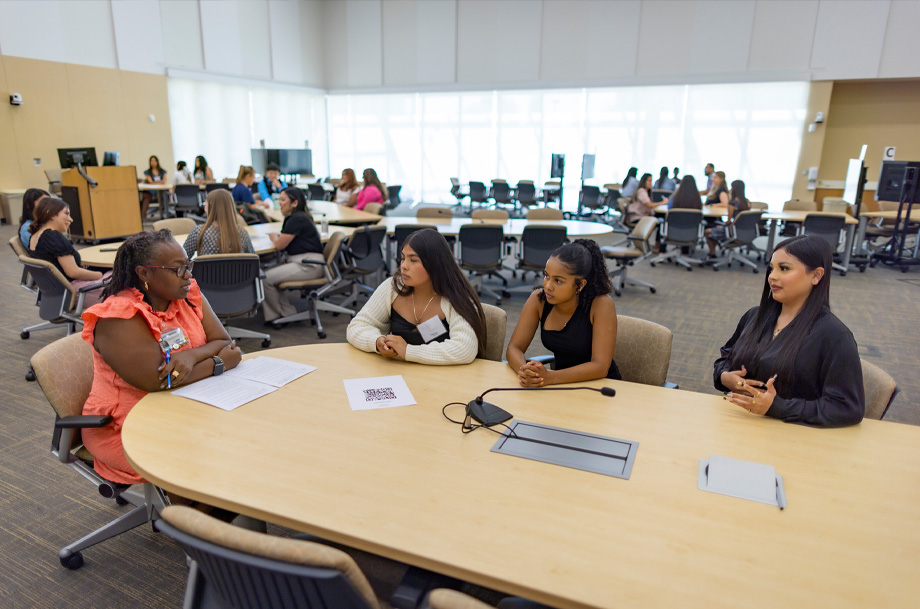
[720,365,764,397]
[727,375,777,416]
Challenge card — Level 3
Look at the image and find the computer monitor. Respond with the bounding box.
[876,161,920,203]
[58,147,98,169]
[550,154,565,179]
[581,154,596,180]
[102,151,120,166]
[253,149,312,175]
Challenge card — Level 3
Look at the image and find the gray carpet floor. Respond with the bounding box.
[1,212,917,608]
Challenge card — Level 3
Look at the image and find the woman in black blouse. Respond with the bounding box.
[262,187,324,326]
[714,235,864,427]
[506,239,620,386]
[29,196,109,305]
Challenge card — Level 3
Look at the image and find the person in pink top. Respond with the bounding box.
[81,230,242,485]
[351,168,385,211]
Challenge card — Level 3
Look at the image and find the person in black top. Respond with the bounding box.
[262,187,324,325]
[29,196,109,306]
[506,239,620,386]
[714,235,864,427]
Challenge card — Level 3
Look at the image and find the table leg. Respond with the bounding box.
[765,219,777,262]
[854,216,868,256]
[841,224,854,271]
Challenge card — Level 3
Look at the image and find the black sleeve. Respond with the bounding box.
[713,307,758,392]
[766,322,865,428]
[38,231,76,258]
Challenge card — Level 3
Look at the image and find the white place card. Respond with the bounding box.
[343,375,416,411]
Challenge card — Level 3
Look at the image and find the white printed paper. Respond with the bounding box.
[343,375,416,411]
[705,455,778,505]
[172,375,277,411]
[224,356,316,387]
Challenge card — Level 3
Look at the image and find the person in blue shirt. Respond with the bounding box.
[18,188,49,249]
[256,163,288,204]
[232,166,270,224]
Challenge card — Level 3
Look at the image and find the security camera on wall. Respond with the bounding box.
[9,93,22,106]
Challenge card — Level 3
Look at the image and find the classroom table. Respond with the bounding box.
[122,343,920,609]
[374,217,614,238]
[762,211,859,272]
[854,208,920,253]
[264,201,382,226]
[77,222,358,268]
[138,183,173,219]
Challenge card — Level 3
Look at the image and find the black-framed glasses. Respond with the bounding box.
[142,262,194,277]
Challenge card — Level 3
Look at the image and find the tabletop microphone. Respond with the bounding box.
[465,386,616,430]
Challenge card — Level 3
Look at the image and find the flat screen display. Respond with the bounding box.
[58,147,98,169]
[252,149,312,175]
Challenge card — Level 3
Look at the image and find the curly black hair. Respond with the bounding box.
[538,238,612,308]
[101,230,177,301]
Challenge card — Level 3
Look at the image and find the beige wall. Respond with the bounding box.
[819,79,920,182]
[0,55,173,191]
[791,81,833,202]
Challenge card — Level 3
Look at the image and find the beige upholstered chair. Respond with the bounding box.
[614,315,673,387]
[417,207,453,219]
[44,168,63,195]
[783,199,817,212]
[526,207,564,220]
[471,209,509,221]
[480,303,506,362]
[31,334,167,569]
[602,216,658,296]
[861,359,899,420]
[158,505,383,609]
[821,198,852,215]
[749,201,769,210]
[363,202,384,216]
[152,217,196,234]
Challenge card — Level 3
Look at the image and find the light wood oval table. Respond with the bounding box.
[374,217,614,238]
[122,343,920,609]
[265,201,382,226]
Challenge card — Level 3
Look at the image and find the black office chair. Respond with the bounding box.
[578,185,607,220]
[17,256,102,340]
[458,224,509,305]
[387,185,402,208]
[804,214,848,275]
[508,225,568,294]
[193,254,271,347]
[467,181,489,210]
[338,226,388,309]
[648,209,704,271]
[307,183,328,202]
[490,181,513,211]
[392,224,438,272]
[514,182,538,215]
[650,189,673,203]
[174,184,205,220]
[712,211,764,273]
[205,183,231,194]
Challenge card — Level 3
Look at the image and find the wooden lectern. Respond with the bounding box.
[61,166,142,242]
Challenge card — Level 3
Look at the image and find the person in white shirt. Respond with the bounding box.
[173,161,194,186]
[347,229,487,365]
[334,168,361,206]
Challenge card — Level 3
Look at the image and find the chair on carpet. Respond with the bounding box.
[274,232,355,339]
[458,224,509,305]
[9,235,37,294]
[174,184,205,220]
[363,202,384,216]
[153,217,196,235]
[508,225,568,294]
[601,216,658,296]
[338,226,388,309]
[31,333,167,570]
[803,214,848,275]
[648,209,704,271]
[467,181,489,209]
[193,253,271,348]
[861,359,899,420]
[711,210,764,273]
[307,183,329,201]
[480,303,507,362]
[17,255,103,341]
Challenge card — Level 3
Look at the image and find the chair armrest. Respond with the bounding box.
[56,414,113,429]
[77,276,111,292]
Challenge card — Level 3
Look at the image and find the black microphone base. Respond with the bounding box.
[466,399,512,427]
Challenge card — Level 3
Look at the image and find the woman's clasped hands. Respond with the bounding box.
[376,335,409,359]
[518,360,554,387]
[721,365,777,415]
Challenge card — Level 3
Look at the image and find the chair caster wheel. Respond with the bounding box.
[840,271,847,277]
[261,339,271,348]
[495,300,502,306]
[752,268,758,274]
[649,263,656,268]
[114,495,130,506]
[318,332,327,339]
[650,287,656,294]
[21,331,29,339]
[26,369,36,382]
[502,291,511,298]
[712,267,719,272]
[332,312,340,317]
[686,266,692,271]
[614,290,621,297]
[60,551,84,570]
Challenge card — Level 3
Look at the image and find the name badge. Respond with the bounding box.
[417,316,448,344]
[158,327,190,353]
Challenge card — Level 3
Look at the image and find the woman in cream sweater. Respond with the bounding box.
[347,229,487,365]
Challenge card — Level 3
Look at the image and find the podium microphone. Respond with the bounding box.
[465,386,616,429]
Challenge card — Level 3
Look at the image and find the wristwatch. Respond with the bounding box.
[211,356,224,376]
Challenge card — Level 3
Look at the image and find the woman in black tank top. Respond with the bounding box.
[506,239,621,386]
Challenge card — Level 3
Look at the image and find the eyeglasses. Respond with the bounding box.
[142,262,194,277]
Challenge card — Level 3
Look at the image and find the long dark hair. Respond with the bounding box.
[624,167,638,183]
[671,175,701,209]
[195,155,209,172]
[102,230,177,301]
[394,229,487,357]
[19,188,49,228]
[633,173,653,202]
[728,235,833,391]
[148,155,163,175]
[362,168,385,197]
[729,180,750,212]
[654,166,669,189]
[281,186,314,221]
[538,239,612,309]
[29,196,67,234]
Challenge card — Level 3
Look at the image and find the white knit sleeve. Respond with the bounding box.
[403,299,478,366]
[346,277,397,353]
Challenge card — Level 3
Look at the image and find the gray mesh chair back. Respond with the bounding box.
[651,189,673,203]
[394,224,438,263]
[803,214,846,251]
[175,184,203,216]
[205,183,231,194]
[10,235,36,293]
[728,210,763,245]
[459,225,504,269]
[468,181,489,206]
[193,254,263,317]
[20,257,81,324]
[307,183,327,201]
[519,225,567,272]
[580,186,603,210]
[664,210,703,245]
[155,511,376,609]
[515,182,537,207]
[449,178,461,200]
[491,181,512,206]
[387,185,402,206]
[345,226,387,274]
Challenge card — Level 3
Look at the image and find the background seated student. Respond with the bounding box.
[705,170,729,206]
[699,162,715,195]
[346,228,486,365]
[194,155,214,184]
[173,160,193,186]
[334,168,360,205]
[506,239,620,386]
[654,166,676,191]
[232,165,270,224]
[705,179,751,259]
[350,168,385,211]
[29,196,110,306]
[714,235,864,427]
[81,230,242,484]
[626,172,657,224]
[183,190,255,258]
[666,175,702,209]
[18,187,48,249]
[620,166,639,198]
[262,187,324,326]
[141,155,167,218]
[256,163,287,203]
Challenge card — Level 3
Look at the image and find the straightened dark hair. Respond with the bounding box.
[633,173,653,201]
[195,155,208,171]
[148,155,162,175]
[538,239,612,309]
[362,168,385,198]
[671,175,701,209]
[654,166,669,189]
[280,187,314,221]
[177,160,187,170]
[102,230,179,301]
[624,167,638,182]
[394,229,487,357]
[29,196,67,234]
[728,235,833,392]
[729,180,750,212]
[20,188,49,228]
